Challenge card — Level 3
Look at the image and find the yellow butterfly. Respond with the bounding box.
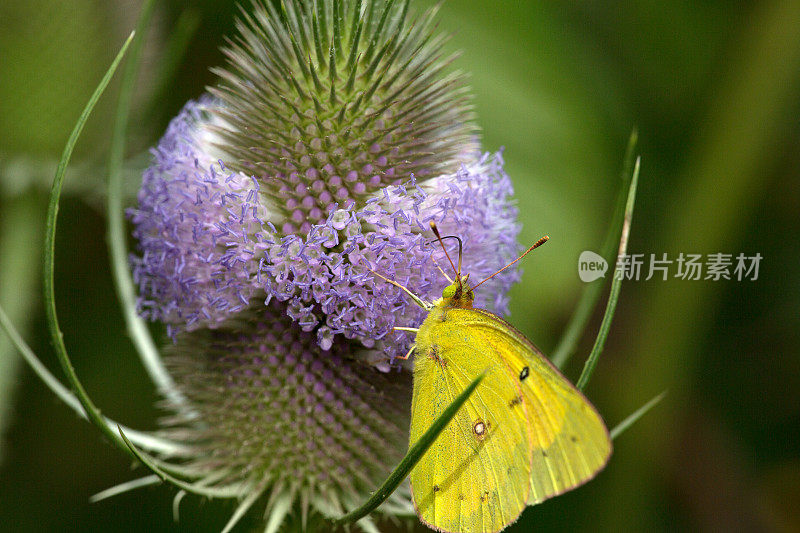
[389,225,612,533]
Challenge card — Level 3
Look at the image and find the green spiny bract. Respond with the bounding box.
[210,0,478,235]
[161,301,413,526]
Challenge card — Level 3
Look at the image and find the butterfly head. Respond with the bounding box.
[441,275,475,309]
[428,221,549,310]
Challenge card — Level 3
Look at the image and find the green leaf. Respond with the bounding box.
[42,30,137,455]
[89,475,161,503]
[576,155,640,390]
[117,426,243,499]
[0,194,46,457]
[106,0,191,410]
[0,303,182,456]
[333,372,485,526]
[610,391,667,440]
[552,130,638,369]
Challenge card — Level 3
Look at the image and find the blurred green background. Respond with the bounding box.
[1,0,799,531]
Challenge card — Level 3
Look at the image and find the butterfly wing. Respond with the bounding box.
[410,323,533,533]
[466,309,613,504]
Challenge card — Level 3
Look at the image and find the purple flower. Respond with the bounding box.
[263,148,521,357]
[129,98,270,334]
[131,96,520,358]
[125,0,525,529]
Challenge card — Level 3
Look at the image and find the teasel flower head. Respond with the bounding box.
[161,302,414,530]
[127,0,523,529]
[131,0,521,356]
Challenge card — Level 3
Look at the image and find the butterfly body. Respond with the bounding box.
[408,280,612,533]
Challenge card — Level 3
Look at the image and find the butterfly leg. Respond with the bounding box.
[396,344,416,360]
[392,327,418,360]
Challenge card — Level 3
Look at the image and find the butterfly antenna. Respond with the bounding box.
[429,222,462,279]
[368,268,432,310]
[472,235,550,290]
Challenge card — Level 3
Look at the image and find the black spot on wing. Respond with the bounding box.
[519,366,530,381]
[508,394,523,408]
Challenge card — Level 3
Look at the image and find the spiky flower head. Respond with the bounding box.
[132,0,520,355]
[129,0,523,529]
[162,302,413,527]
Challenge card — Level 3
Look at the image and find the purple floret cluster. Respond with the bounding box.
[131,98,521,360]
[129,99,270,335]
[266,151,521,355]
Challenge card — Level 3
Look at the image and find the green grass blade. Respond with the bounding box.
[106,0,188,407]
[0,304,183,455]
[576,156,640,390]
[610,391,667,440]
[117,426,243,499]
[0,194,46,455]
[42,31,137,456]
[552,130,638,369]
[89,475,161,503]
[220,486,266,533]
[334,372,485,525]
